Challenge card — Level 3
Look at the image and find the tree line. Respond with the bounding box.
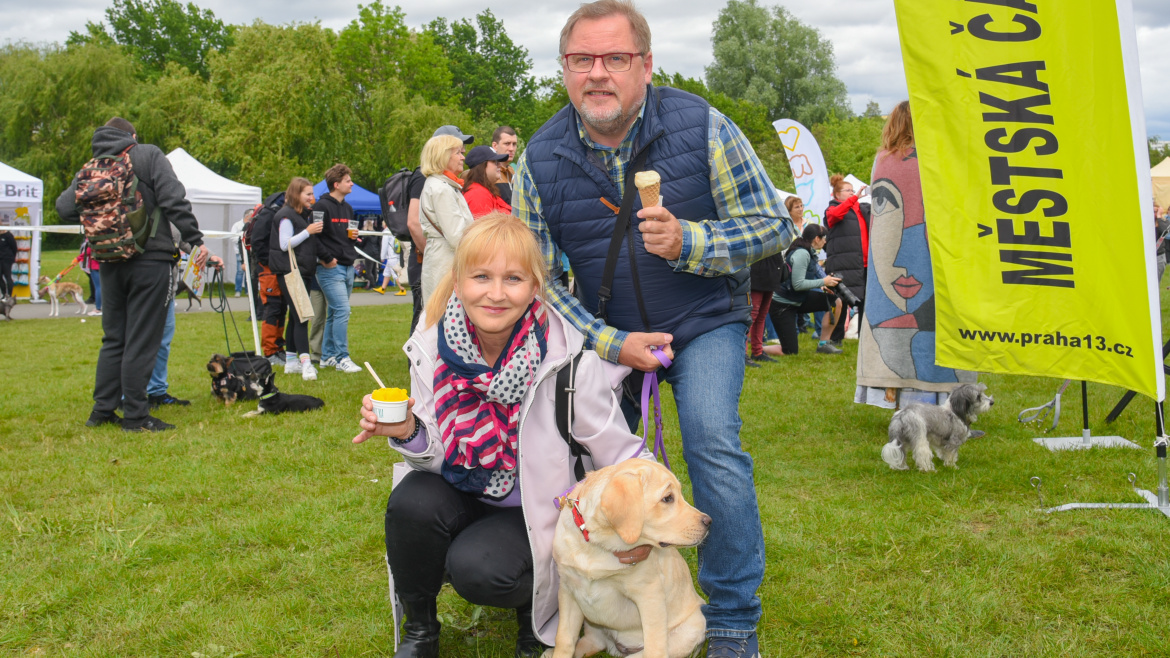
[1,0,891,247]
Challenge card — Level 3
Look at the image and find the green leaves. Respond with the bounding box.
[70,0,233,79]
[705,0,850,126]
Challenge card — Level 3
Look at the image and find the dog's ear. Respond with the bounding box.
[949,386,974,420]
[600,472,645,545]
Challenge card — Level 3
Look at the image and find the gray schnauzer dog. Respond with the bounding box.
[882,383,994,472]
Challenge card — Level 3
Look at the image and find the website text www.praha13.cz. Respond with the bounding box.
[958,328,1134,357]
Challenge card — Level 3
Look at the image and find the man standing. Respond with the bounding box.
[312,163,362,373]
[57,117,209,432]
[491,126,519,201]
[512,2,793,655]
[405,125,474,334]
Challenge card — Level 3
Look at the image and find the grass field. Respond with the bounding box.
[3,251,1170,656]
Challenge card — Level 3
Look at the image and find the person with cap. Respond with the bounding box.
[416,131,474,308]
[490,126,519,201]
[461,145,512,218]
[406,125,474,334]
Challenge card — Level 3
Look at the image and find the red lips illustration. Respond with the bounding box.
[893,275,922,299]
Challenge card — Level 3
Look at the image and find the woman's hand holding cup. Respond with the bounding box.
[353,395,417,444]
[306,221,324,235]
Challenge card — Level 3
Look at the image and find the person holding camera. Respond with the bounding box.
[770,223,846,355]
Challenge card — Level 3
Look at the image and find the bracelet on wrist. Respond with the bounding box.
[390,416,421,445]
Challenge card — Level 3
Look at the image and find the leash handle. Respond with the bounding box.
[639,347,673,469]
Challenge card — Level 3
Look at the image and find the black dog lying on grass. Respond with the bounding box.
[207,353,324,416]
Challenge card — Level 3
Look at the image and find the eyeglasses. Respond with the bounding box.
[563,52,643,73]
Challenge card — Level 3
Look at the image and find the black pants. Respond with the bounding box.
[386,470,532,609]
[277,273,311,355]
[770,291,834,356]
[93,259,172,421]
[0,259,12,297]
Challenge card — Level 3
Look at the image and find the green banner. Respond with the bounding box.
[893,0,1163,400]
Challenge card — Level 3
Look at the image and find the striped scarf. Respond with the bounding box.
[433,294,547,497]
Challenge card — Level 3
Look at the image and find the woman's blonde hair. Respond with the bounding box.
[420,135,465,177]
[881,100,914,156]
[285,177,313,213]
[424,213,548,328]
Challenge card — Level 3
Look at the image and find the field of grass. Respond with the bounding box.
[3,251,1170,656]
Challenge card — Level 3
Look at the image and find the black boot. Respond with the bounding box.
[395,596,440,658]
[514,605,546,658]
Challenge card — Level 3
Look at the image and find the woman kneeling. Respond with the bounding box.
[354,213,648,658]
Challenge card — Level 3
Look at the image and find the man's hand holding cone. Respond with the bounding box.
[635,169,683,261]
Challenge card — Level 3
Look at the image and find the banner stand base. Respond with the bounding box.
[1033,431,1141,451]
[1041,473,1170,520]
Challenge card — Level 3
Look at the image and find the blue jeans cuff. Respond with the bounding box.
[706,628,756,640]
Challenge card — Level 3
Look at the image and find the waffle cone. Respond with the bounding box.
[638,183,661,208]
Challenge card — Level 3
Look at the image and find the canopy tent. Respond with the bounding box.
[1154,157,1170,211]
[166,148,262,265]
[0,161,43,299]
[312,180,382,215]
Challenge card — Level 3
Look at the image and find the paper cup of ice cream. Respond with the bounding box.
[370,387,409,423]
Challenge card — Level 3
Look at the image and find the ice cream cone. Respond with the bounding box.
[634,170,662,209]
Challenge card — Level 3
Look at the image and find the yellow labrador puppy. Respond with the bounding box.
[551,459,710,658]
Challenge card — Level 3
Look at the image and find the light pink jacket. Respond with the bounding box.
[392,305,652,644]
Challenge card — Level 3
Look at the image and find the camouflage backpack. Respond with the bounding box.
[75,146,159,262]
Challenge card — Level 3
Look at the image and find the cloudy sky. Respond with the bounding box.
[3,0,1169,137]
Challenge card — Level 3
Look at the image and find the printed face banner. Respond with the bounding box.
[892,0,1163,401]
[773,119,831,225]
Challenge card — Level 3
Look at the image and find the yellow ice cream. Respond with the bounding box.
[371,387,409,402]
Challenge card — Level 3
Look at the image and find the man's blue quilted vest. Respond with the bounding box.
[525,85,750,351]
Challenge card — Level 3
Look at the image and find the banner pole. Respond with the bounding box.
[240,233,261,356]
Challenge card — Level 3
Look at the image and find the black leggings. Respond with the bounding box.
[386,470,532,609]
[0,260,13,297]
[770,290,835,355]
[277,273,311,355]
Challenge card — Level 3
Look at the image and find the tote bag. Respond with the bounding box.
[284,244,314,321]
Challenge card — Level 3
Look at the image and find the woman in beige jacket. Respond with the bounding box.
[418,134,474,306]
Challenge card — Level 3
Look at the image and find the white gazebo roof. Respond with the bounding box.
[0,160,43,204]
[166,148,261,205]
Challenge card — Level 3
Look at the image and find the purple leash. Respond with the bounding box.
[640,347,673,469]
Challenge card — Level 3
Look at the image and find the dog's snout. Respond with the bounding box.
[700,514,712,528]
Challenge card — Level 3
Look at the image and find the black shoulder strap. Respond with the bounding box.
[555,352,590,482]
[596,149,650,323]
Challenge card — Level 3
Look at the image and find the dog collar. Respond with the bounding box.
[555,494,590,542]
[259,391,278,400]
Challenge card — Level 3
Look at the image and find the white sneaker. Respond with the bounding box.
[284,357,301,374]
[301,358,317,381]
[321,356,338,368]
[335,357,362,373]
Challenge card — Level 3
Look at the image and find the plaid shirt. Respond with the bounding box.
[513,101,795,363]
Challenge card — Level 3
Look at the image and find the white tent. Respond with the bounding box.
[1153,157,1170,211]
[166,148,261,264]
[0,161,43,299]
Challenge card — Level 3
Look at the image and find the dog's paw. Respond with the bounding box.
[242,409,264,418]
[916,463,936,473]
[889,462,909,471]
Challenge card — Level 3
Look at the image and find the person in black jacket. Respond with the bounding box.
[0,225,16,298]
[824,174,870,344]
[312,163,363,374]
[57,117,208,432]
[270,177,324,381]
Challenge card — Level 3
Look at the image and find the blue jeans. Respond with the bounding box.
[92,271,102,311]
[147,296,176,397]
[315,264,354,362]
[620,322,764,637]
[234,253,245,292]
